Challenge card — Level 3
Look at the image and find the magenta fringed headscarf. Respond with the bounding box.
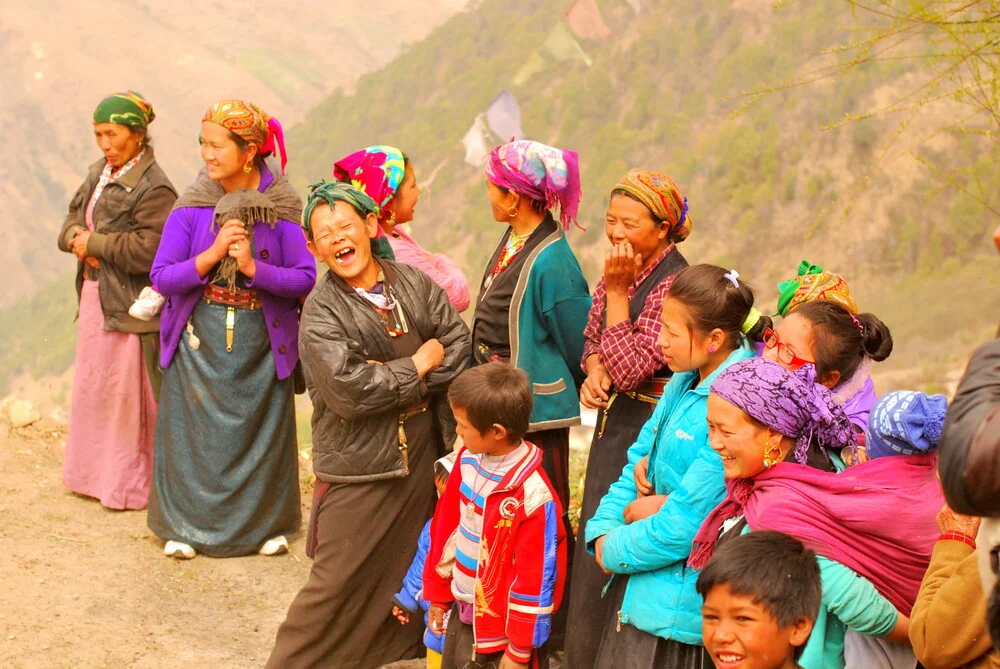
[486,140,582,230]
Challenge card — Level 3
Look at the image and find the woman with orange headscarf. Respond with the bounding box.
[146,100,315,560]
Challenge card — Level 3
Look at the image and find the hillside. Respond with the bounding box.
[0,0,467,307]
[1,0,997,395]
[286,0,999,370]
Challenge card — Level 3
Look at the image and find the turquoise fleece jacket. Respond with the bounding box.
[584,344,755,645]
[508,227,592,431]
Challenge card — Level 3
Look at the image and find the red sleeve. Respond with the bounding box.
[598,277,673,391]
[422,450,465,607]
[581,279,607,373]
[504,478,568,662]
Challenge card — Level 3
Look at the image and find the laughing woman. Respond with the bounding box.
[268,182,470,668]
[147,100,315,559]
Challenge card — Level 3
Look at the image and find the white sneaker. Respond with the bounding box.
[259,536,289,556]
[129,286,166,321]
[164,540,196,559]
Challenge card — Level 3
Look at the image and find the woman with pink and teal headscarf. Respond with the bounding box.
[472,140,592,648]
[334,146,471,311]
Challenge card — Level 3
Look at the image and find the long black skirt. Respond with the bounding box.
[593,576,710,669]
[565,393,657,669]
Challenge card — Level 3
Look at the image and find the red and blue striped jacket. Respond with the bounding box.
[423,443,567,663]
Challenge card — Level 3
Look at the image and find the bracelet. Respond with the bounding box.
[939,531,977,549]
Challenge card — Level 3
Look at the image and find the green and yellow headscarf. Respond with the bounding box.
[93,90,155,127]
[303,181,395,259]
[776,260,858,317]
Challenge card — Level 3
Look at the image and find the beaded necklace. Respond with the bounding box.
[355,271,408,337]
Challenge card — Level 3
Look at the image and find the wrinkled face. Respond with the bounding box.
[762,314,815,372]
[657,297,712,373]
[452,406,501,455]
[702,584,809,669]
[94,122,143,168]
[306,201,379,285]
[199,121,254,182]
[707,393,769,480]
[606,194,667,260]
[392,163,421,225]
[486,180,515,223]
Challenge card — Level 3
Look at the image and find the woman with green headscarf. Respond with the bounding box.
[56,90,176,510]
[268,181,471,668]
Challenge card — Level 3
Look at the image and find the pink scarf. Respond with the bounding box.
[690,454,942,616]
[485,140,582,230]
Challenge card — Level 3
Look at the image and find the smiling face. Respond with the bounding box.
[707,393,774,480]
[306,201,380,287]
[606,193,668,263]
[199,121,256,182]
[762,314,815,372]
[702,584,811,669]
[94,122,143,168]
[391,162,421,225]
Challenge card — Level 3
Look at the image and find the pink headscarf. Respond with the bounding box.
[486,140,582,230]
[690,455,942,616]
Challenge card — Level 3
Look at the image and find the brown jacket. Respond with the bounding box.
[57,149,176,333]
[911,539,1000,669]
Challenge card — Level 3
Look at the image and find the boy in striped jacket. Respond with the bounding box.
[424,362,567,669]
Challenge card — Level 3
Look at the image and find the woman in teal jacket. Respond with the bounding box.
[472,140,591,648]
[585,265,769,669]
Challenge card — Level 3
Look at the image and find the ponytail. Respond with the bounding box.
[792,301,893,383]
[667,264,767,353]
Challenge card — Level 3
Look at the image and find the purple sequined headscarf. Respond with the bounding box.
[710,357,854,463]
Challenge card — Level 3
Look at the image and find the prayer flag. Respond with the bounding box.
[512,51,547,87]
[485,90,524,143]
[564,0,611,40]
[462,114,492,166]
[541,21,593,67]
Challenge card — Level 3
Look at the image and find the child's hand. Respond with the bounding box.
[499,655,530,669]
[623,494,668,524]
[391,605,410,625]
[634,456,652,497]
[594,536,611,575]
[428,603,449,635]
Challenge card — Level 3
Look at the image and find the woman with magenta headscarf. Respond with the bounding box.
[473,140,591,645]
[334,146,471,311]
[689,357,941,668]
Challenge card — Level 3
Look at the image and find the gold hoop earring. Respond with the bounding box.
[507,206,518,218]
[762,431,781,468]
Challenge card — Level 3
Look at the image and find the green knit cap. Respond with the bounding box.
[93,90,155,127]
[303,181,395,260]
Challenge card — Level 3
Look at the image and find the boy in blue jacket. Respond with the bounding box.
[392,453,456,669]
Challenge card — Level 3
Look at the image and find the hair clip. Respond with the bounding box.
[724,269,740,288]
[850,314,864,335]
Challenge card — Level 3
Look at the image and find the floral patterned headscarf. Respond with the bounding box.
[485,140,582,230]
[613,169,692,242]
[203,99,288,174]
[776,260,857,317]
[333,146,406,225]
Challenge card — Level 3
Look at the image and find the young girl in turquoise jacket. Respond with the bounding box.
[584,264,771,669]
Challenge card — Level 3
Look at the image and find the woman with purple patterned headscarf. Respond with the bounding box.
[690,357,938,668]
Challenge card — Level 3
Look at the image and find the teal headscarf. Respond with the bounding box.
[93,90,155,127]
[303,181,395,259]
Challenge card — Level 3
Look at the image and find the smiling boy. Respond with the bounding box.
[696,531,820,669]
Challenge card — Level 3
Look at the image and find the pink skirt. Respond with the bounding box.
[63,279,156,510]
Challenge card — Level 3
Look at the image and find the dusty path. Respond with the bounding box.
[0,420,315,669]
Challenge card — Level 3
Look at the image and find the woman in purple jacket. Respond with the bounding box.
[147,100,315,559]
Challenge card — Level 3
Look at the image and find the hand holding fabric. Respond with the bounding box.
[212,219,247,263]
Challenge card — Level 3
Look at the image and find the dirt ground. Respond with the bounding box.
[0,416,591,669]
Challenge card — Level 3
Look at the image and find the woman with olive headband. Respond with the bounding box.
[268,181,470,668]
[147,99,314,560]
[57,90,176,510]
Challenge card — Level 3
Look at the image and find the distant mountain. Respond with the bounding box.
[0,0,468,306]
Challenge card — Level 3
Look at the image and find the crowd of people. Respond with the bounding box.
[56,90,1000,669]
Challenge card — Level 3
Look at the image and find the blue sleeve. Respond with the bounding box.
[818,556,899,637]
[394,520,432,613]
[600,439,727,574]
[584,398,666,550]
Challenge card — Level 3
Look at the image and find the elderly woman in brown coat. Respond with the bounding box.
[56,91,176,510]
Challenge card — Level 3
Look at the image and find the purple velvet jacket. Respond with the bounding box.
[151,169,315,379]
